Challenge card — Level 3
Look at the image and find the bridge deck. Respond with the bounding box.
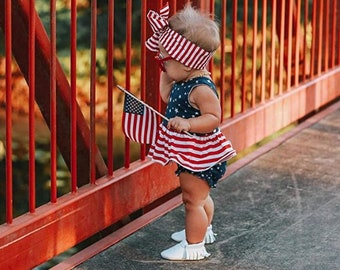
[59,101,340,270]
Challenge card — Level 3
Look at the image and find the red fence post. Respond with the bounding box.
[4,0,13,224]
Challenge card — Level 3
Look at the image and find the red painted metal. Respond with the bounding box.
[50,193,183,270]
[302,0,308,80]
[330,0,337,68]
[141,0,147,160]
[90,0,98,184]
[338,7,340,66]
[70,0,78,190]
[317,1,324,75]
[0,1,340,268]
[294,0,301,86]
[124,0,132,169]
[324,0,330,72]
[310,0,317,78]
[251,0,258,107]
[270,0,277,99]
[144,1,162,130]
[220,0,227,119]
[241,0,248,110]
[261,0,267,103]
[339,5,340,66]
[278,0,285,95]
[0,161,180,269]
[286,0,293,90]
[231,0,237,116]
[29,0,36,212]
[5,0,13,224]
[107,0,114,174]
[50,0,57,203]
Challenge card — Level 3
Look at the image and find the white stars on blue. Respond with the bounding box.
[163,77,218,124]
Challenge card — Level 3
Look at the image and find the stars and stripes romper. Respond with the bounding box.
[148,77,236,188]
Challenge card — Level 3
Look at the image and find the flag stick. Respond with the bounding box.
[117,85,192,136]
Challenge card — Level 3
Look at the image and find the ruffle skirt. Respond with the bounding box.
[148,124,236,172]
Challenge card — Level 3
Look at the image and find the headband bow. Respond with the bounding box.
[145,3,214,70]
[145,3,170,52]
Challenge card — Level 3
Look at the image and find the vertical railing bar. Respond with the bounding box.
[124,0,132,168]
[170,0,176,12]
[251,0,258,106]
[208,0,214,76]
[70,0,78,190]
[310,0,317,78]
[278,0,285,95]
[330,0,337,68]
[302,0,308,80]
[50,0,57,203]
[107,0,114,173]
[324,0,330,71]
[270,0,276,99]
[5,0,13,224]
[231,0,237,116]
[317,1,323,75]
[261,0,267,103]
[90,0,97,184]
[219,0,226,119]
[338,8,340,66]
[286,0,293,90]
[324,0,330,72]
[294,0,301,86]
[241,0,248,111]
[29,0,36,212]
[140,0,147,160]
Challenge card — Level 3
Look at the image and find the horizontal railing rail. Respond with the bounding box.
[0,0,339,269]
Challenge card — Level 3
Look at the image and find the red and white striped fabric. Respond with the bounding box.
[148,124,237,172]
[145,3,214,70]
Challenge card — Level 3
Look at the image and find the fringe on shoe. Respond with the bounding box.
[161,240,210,260]
[184,241,210,260]
[204,225,217,244]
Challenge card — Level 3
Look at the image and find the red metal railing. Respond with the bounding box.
[0,0,339,268]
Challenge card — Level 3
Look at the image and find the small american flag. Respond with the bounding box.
[122,93,158,144]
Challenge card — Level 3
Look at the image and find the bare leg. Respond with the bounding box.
[179,172,211,244]
[204,194,214,226]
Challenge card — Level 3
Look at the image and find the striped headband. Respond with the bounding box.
[145,3,214,70]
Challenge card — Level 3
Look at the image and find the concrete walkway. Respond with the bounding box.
[74,101,340,270]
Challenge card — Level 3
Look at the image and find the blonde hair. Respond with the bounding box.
[168,4,220,52]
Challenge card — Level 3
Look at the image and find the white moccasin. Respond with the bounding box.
[161,240,210,261]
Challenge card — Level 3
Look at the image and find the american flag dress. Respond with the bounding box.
[148,77,236,173]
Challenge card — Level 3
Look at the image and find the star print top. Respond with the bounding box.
[163,77,217,131]
[148,76,236,172]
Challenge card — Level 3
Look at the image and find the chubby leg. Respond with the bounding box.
[179,172,211,244]
[204,194,214,226]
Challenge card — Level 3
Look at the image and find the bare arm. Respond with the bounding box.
[167,85,221,134]
[159,72,174,103]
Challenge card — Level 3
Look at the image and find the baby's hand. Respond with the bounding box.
[167,117,191,133]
